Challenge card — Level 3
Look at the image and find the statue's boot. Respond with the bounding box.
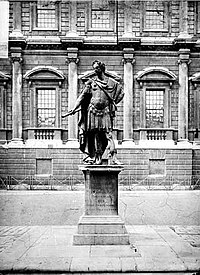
[83,155,94,164]
[95,152,102,165]
[110,150,123,165]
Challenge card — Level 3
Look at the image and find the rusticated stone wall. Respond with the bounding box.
[0,146,194,189]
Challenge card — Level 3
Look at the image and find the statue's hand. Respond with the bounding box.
[62,109,75,118]
[69,109,76,115]
[86,79,93,87]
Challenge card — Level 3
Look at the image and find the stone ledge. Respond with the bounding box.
[78,215,128,234]
[73,233,130,245]
[79,215,125,224]
[78,224,127,234]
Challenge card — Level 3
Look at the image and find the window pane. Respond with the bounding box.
[91,0,110,29]
[145,1,165,29]
[37,89,56,127]
[92,10,110,29]
[146,89,164,128]
[37,0,56,28]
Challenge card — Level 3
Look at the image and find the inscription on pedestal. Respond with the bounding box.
[85,171,118,215]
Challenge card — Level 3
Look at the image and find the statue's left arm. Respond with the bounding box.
[114,83,124,104]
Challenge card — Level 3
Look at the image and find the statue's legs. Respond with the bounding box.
[82,130,122,165]
[94,131,104,165]
[105,131,122,165]
[82,130,105,165]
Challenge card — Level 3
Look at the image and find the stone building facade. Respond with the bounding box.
[0,0,200,189]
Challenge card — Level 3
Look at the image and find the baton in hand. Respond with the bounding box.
[62,108,81,118]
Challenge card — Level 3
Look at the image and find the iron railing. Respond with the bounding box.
[0,174,199,190]
[0,175,83,191]
[119,174,200,190]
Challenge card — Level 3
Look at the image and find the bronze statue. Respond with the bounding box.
[63,60,124,165]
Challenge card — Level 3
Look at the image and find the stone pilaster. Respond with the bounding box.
[0,82,7,129]
[10,2,24,39]
[66,48,79,146]
[10,48,23,145]
[66,0,78,37]
[122,1,133,38]
[178,49,190,143]
[122,48,135,146]
[178,0,191,39]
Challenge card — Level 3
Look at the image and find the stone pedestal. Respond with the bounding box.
[73,165,129,245]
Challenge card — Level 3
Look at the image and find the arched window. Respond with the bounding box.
[135,67,177,142]
[24,66,65,142]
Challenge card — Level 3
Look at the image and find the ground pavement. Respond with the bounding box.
[0,225,200,274]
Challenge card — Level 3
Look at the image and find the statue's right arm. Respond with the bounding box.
[71,80,92,114]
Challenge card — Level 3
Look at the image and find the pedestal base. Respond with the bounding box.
[73,215,129,245]
[73,165,130,245]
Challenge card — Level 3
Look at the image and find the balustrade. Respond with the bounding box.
[147,129,167,140]
[34,129,54,140]
[25,128,62,141]
[136,128,176,142]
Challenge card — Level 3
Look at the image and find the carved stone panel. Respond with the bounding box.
[85,170,118,215]
[80,165,123,216]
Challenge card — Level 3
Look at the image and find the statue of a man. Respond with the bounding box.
[66,60,124,165]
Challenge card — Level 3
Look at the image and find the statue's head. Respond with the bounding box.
[92,60,106,74]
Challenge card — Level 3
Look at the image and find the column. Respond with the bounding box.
[0,82,7,142]
[178,49,190,143]
[10,1,24,38]
[0,83,6,129]
[122,48,135,146]
[66,0,78,37]
[66,48,79,146]
[10,48,23,145]
[178,0,191,39]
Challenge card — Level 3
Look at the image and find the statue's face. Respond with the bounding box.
[93,62,102,75]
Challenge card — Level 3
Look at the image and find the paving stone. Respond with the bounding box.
[180,234,200,247]
[0,257,15,271]
[70,257,121,272]
[120,257,138,272]
[180,257,200,270]
[162,237,199,257]
[130,233,168,246]
[155,227,185,242]
[172,226,200,235]
[0,225,200,273]
[12,256,72,272]
[90,245,140,257]
[0,226,48,263]
[135,245,186,271]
